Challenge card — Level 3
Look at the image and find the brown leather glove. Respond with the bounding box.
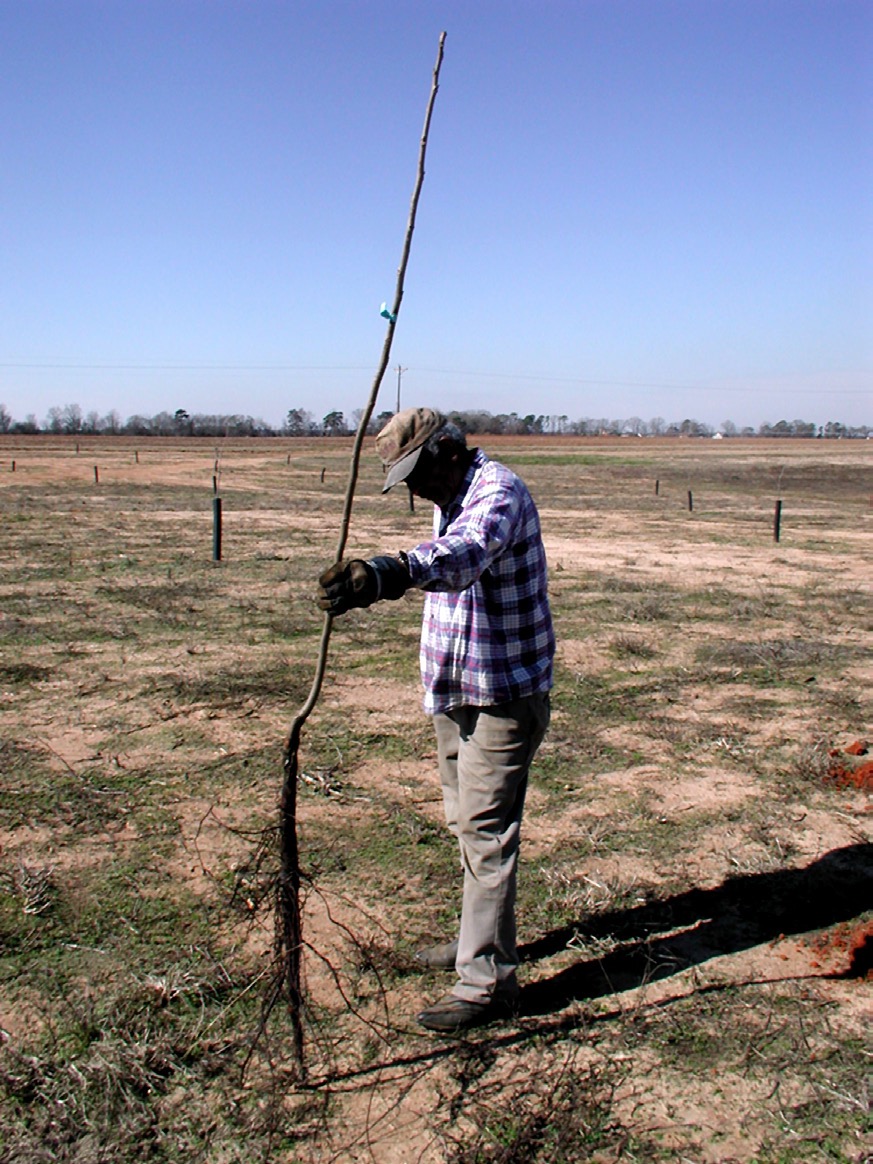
[317,560,377,616]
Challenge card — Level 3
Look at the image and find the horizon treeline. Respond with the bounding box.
[0,402,869,440]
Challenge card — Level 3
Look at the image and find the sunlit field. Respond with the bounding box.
[1,433,870,1163]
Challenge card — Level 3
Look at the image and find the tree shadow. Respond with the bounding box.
[517,843,873,1018]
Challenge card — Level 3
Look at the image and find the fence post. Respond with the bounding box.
[687,489,693,512]
[212,497,222,561]
[774,499,782,542]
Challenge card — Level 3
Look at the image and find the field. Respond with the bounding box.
[0,432,870,1163]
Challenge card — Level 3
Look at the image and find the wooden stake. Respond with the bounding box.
[212,497,222,561]
[774,499,782,542]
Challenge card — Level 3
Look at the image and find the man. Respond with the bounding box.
[317,407,555,1032]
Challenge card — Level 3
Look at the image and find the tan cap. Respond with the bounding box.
[375,407,445,493]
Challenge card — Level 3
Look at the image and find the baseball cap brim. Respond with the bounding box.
[381,444,425,493]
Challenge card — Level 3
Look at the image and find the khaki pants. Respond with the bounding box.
[432,692,550,1003]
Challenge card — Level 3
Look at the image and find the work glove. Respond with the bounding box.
[317,555,412,616]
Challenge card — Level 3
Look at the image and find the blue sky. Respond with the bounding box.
[1,0,870,430]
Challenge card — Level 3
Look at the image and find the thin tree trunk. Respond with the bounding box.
[274,31,446,1074]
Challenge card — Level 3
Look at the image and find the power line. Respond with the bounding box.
[0,361,867,396]
[413,367,871,397]
[0,362,371,371]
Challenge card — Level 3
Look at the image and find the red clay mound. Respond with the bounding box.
[807,920,873,981]
[826,740,873,792]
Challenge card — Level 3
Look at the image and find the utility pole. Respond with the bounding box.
[395,365,407,414]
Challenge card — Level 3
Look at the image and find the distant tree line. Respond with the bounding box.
[0,402,869,440]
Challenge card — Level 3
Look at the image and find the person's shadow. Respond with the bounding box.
[517,843,872,1018]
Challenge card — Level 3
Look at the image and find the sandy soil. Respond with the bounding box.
[1,436,870,1162]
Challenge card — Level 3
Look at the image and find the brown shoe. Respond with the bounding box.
[416,989,518,1033]
[414,940,458,970]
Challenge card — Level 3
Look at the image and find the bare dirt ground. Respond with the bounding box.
[0,435,870,1163]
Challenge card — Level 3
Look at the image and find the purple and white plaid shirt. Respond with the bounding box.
[404,449,555,715]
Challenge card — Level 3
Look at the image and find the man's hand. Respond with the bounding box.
[317,555,413,616]
[317,560,377,616]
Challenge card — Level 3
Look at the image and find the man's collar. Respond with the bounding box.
[440,447,482,515]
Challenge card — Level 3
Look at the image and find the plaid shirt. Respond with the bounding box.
[404,449,555,715]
